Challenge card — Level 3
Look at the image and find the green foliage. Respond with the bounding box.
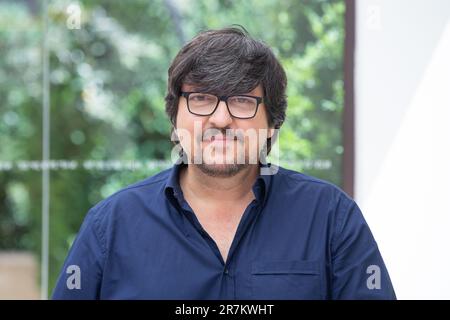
[0,0,344,295]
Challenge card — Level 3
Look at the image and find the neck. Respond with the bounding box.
[179,164,259,203]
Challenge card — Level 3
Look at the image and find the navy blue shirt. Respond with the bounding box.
[52,163,396,299]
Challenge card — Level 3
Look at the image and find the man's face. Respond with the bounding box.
[175,83,273,177]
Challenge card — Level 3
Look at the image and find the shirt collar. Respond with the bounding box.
[164,162,185,209]
[164,162,273,207]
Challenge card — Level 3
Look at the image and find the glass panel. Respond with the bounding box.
[0,0,43,299]
[0,0,345,298]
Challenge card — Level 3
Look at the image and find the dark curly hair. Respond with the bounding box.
[165,26,287,128]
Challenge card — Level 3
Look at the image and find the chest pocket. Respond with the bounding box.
[251,260,323,300]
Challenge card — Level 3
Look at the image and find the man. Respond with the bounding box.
[53,27,396,299]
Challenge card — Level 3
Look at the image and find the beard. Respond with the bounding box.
[196,140,249,177]
[178,126,269,177]
[186,127,244,177]
[196,162,247,177]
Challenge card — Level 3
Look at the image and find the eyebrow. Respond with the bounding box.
[182,82,261,96]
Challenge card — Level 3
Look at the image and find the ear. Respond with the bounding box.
[170,127,179,144]
[267,127,276,139]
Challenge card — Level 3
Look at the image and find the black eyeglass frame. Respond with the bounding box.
[180,91,264,119]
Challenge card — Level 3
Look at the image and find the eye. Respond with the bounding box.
[231,96,254,104]
[190,94,215,102]
[191,94,205,101]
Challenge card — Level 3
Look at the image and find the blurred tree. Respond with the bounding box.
[0,0,344,295]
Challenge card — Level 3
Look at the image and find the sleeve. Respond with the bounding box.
[52,208,106,300]
[330,195,396,299]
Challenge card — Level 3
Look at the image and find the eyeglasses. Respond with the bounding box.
[180,91,263,119]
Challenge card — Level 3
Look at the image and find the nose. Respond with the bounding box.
[208,100,233,128]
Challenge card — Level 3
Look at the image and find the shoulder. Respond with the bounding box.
[85,167,172,231]
[272,166,357,217]
[272,165,364,239]
[275,166,352,199]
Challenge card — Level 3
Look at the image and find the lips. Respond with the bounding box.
[208,135,237,142]
[201,129,243,144]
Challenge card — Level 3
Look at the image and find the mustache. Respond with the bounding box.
[198,128,245,142]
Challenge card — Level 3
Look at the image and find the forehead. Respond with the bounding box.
[181,83,264,96]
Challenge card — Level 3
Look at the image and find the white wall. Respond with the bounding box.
[355,0,450,299]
